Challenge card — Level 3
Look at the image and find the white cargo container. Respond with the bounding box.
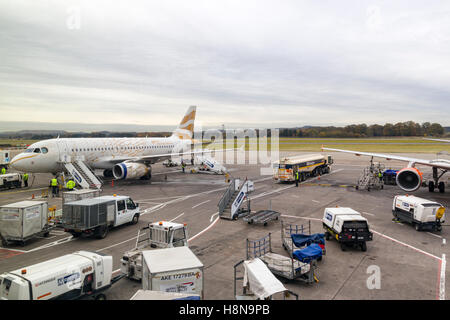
[0,201,51,246]
[62,189,101,204]
[0,251,120,300]
[142,247,204,298]
[392,195,446,231]
[0,173,23,190]
[322,207,373,251]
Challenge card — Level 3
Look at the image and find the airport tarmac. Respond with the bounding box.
[0,151,449,300]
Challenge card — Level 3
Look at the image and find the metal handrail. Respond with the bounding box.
[218,178,235,215]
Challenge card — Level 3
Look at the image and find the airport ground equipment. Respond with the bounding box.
[130,289,201,300]
[0,250,123,300]
[0,201,54,246]
[190,154,227,175]
[62,195,140,239]
[0,150,10,170]
[281,221,326,260]
[141,247,204,298]
[246,233,318,284]
[243,210,280,226]
[356,158,385,191]
[62,160,102,190]
[219,178,254,220]
[323,207,373,251]
[0,173,23,190]
[62,188,101,204]
[273,154,333,183]
[392,195,445,231]
[233,258,298,300]
[383,169,398,185]
[121,221,189,281]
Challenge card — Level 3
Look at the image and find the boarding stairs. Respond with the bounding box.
[63,160,102,189]
[218,178,254,220]
[356,158,384,191]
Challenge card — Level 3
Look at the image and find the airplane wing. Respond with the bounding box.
[424,138,450,143]
[106,147,242,165]
[322,147,450,170]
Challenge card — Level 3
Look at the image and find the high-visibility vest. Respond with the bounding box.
[23,174,29,181]
[1,168,5,174]
[51,178,58,186]
[296,172,299,179]
[68,180,75,189]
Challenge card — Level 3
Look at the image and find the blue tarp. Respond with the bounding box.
[383,169,398,176]
[293,244,323,263]
[291,233,325,248]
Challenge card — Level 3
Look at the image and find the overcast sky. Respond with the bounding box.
[1,0,449,131]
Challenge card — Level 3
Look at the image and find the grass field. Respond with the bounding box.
[0,139,39,148]
[207,137,450,153]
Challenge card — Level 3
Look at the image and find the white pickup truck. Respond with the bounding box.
[393,195,445,231]
[121,221,189,280]
[0,251,123,300]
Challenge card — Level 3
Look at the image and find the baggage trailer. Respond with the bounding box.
[281,220,326,260]
[62,195,140,239]
[243,210,280,226]
[0,173,23,190]
[246,233,320,284]
[141,247,204,299]
[392,195,445,231]
[121,221,189,281]
[0,201,53,246]
[0,251,123,300]
[323,207,373,251]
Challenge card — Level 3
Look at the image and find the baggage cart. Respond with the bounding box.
[243,210,280,226]
[281,220,326,259]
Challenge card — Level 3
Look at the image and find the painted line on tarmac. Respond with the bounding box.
[0,187,47,196]
[443,239,446,245]
[97,236,138,253]
[169,212,185,222]
[362,212,375,217]
[188,212,220,243]
[192,200,211,209]
[0,247,28,253]
[438,254,446,300]
[427,232,442,239]
[312,200,320,204]
[210,212,219,222]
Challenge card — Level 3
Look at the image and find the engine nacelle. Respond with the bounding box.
[396,167,423,192]
[113,162,151,180]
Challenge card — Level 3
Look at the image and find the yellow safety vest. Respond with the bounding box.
[51,179,58,186]
[1,168,5,174]
[68,181,75,189]
[23,174,29,181]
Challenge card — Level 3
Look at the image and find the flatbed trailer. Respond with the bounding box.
[246,233,318,284]
[281,221,326,259]
[243,210,280,226]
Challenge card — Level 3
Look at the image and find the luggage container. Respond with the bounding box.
[0,201,52,246]
[62,189,101,204]
[141,247,204,298]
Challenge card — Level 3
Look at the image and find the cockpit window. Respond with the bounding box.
[33,148,41,153]
[41,147,48,154]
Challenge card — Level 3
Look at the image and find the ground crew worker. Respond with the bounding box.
[295,171,299,187]
[23,173,29,187]
[181,161,186,173]
[1,167,5,175]
[50,177,58,197]
[66,179,75,190]
[378,171,383,182]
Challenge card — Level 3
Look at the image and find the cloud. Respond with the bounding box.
[0,0,449,130]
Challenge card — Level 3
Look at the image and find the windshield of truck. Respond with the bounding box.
[126,198,136,209]
[2,278,12,292]
[421,203,441,208]
[173,228,185,242]
[343,221,368,231]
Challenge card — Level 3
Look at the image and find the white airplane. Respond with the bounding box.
[323,141,450,193]
[10,106,227,185]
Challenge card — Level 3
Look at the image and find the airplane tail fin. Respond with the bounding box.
[172,106,196,140]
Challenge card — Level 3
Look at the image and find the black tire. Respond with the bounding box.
[95,294,106,300]
[131,214,139,225]
[1,235,8,247]
[71,232,82,238]
[43,231,50,238]
[437,225,443,232]
[325,232,330,241]
[340,242,346,251]
[415,223,421,231]
[95,226,108,239]
[438,182,445,193]
[429,181,435,192]
[361,242,367,252]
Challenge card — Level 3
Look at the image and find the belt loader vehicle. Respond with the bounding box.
[121,221,189,281]
[273,154,333,183]
[392,195,445,231]
[0,173,23,190]
[62,195,140,239]
[323,207,373,251]
[0,251,123,300]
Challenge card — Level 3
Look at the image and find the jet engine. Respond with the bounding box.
[396,167,423,192]
[113,162,151,180]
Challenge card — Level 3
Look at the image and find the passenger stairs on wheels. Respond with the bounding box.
[62,160,102,189]
[218,178,254,220]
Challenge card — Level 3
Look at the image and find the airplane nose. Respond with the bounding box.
[10,154,25,171]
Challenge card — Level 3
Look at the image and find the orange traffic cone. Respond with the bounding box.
[31,194,35,199]
[111,180,114,187]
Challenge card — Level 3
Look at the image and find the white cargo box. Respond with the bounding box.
[62,189,101,204]
[0,201,49,243]
[393,195,445,224]
[323,207,367,234]
[130,289,200,300]
[142,247,204,298]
